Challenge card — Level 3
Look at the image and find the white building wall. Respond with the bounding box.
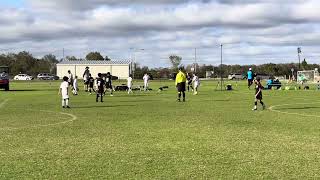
[57,64,130,79]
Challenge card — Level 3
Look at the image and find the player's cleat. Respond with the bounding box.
[183,99,186,102]
[66,106,70,108]
[252,108,257,111]
[62,106,65,108]
[110,94,114,97]
[262,104,266,110]
[177,99,181,102]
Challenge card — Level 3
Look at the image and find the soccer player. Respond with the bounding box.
[72,76,78,95]
[83,67,90,91]
[187,73,193,92]
[96,73,105,102]
[127,74,133,94]
[105,72,114,96]
[143,73,150,91]
[59,76,70,108]
[88,74,95,94]
[247,68,254,89]
[67,70,73,87]
[192,73,200,95]
[175,67,187,102]
[252,78,266,111]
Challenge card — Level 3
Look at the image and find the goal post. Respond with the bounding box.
[297,70,319,84]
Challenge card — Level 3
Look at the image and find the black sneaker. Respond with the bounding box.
[66,106,70,108]
[62,106,65,108]
[183,99,186,102]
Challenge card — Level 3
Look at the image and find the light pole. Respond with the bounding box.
[130,48,144,79]
[297,47,301,70]
[220,44,223,91]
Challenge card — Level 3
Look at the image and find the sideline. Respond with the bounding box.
[268,102,320,118]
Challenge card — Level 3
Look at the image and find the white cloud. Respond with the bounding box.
[0,0,320,67]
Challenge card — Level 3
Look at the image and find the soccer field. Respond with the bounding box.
[1,80,320,179]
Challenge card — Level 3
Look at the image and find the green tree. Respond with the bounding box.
[86,52,104,60]
[104,56,111,61]
[66,56,77,61]
[302,58,308,70]
[169,55,182,72]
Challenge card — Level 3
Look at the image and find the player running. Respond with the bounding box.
[104,72,114,96]
[96,73,105,102]
[192,73,200,95]
[88,74,95,94]
[175,67,187,102]
[59,76,70,108]
[187,73,193,92]
[252,78,266,111]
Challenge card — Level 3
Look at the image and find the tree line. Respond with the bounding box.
[0,51,318,79]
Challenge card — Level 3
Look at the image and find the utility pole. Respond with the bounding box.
[63,48,65,61]
[297,47,301,70]
[194,48,197,73]
[220,44,223,91]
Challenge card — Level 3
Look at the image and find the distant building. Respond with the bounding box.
[56,60,131,79]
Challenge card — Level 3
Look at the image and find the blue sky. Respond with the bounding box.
[0,0,320,67]
[0,0,24,7]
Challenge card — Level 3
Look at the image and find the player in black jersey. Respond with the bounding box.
[104,72,114,96]
[88,74,95,94]
[96,73,105,102]
[187,73,193,92]
[252,78,266,111]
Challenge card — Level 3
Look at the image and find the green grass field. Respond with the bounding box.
[1,80,320,179]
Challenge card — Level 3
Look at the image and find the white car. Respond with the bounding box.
[14,74,33,80]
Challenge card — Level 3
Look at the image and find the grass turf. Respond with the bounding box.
[1,80,320,179]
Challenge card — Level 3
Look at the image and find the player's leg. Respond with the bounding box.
[100,91,104,102]
[62,99,65,108]
[65,98,70,108]
[252,99,258,111]
[259,99,265,110]
[182,91,186,101]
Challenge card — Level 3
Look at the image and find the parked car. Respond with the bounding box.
[14,74,33,80]
[37,73,59,80]
[228,73,246,80]
[0,66,9,91]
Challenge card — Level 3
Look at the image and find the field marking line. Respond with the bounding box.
[0,109,78,131]
[0,99,9,109]
[268,102,320,118]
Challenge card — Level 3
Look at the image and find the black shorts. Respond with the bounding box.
[256,93,262,100]
[177,82,186,92]
[89,83,94,88]
[97,88,104,94]
[248,79,253,86]
[84,80,89,85]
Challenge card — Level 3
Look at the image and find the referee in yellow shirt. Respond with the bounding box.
[175,67,187,102]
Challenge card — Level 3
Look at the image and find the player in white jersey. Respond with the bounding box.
[127,74,133,94]
[192,73,200,95]
[59,76,70,108]
[143,73,150,91]
[72,76,78,95]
